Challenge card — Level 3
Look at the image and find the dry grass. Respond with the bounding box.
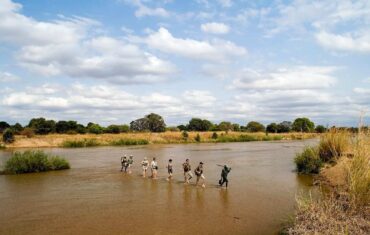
[318,130,351,162]
[288,129,370,234]
[3,131,318,148]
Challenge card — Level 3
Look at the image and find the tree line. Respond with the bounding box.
[0,113,342,144]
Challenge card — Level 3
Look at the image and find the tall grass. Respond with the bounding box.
[110,138,149,146]
[294,147,322,174]
[318,130,350,162]
[347,131,370,207]
[4,150,70,174]
[62,139,100,148]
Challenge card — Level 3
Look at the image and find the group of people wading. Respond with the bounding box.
[120,155,232,188]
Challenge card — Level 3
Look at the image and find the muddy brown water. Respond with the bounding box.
[0,140,317,235]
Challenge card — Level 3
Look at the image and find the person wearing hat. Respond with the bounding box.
[127,155,134,174]
[141,157,149,177]
[194,162,205,188]
[120,155,128,172]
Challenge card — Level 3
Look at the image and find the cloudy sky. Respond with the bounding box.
[0,0,369,126]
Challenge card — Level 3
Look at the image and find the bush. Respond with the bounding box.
[294,146,322,174]
[315,125,326,133]
[246,121,265,132]
[194,133,201,142]
[62,139,100,148]
[211,132,218,139]
[2,128,15,143]
[292,117,315,132]
[4,150,70,174]
[110,139,149,146]
[318,130,349,162]
[182,131,189,139]
[20,127,35,138]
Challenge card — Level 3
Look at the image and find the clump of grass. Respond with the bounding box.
[110,139,149,146]
[0,143,5,149]
[318,130,350,162]
[347,132,370,207]
[62,139,100,148]
[294,146,322,174]
[194,133,201,142]
[4,150,70,174]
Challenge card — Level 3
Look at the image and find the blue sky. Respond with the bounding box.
[0,0,369,126]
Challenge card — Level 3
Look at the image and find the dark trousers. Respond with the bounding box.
[220,176,228,187]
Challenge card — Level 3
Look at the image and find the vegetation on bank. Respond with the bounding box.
[288,129,369,234]
[2,150,70,174]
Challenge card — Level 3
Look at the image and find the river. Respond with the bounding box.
[0,140,316,235]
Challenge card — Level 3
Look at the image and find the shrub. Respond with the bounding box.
[182,131,189,139]
[294,146,322,174]
[20,128,35,138]
[211,132,218,139]
[194,133,201,142]
[246,121,265,132]
[2,128,15,143]
[49,156,70,170]
[4,150,70,174]
[315,125,326,133]
[292,117,315,132]
[110,139,149,146]
[318,130,349,162]
[62,139,100,148]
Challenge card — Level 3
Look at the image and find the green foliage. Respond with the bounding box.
[218,121,233,131]
[294,147,322,174]
[119,125,130,133]
[292,117,315,132]
[105,125,121,134]
[56,120,79,133]
[246,121,265,132]
[232,123,240,132]
[177,125,188,131]
[11,123,24,134]
[62,139,100,148]
[212,132,218,139]
[146,113,166,132]
[315,125,327,133]
[182,131,189,139]
[87,123,104,134]
[110,139,149,146]
[277,121,292,133]
[0,121,10,133]
[194,133,201,142]
[2,128,15,143]
[188,118,213,131]
[28,117,56,134]
[4,150,70,174]
[266,123,278,133]
[130,118,150,132]
[20,127,35,138]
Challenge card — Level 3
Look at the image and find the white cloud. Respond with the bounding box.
[139,27,246,61]
[183,90,216,107]
[125,0,170,18]
[0,0,175,84]
[316,31,370,53]
[201,22,230,34]
[0,71,19,82]
[232,66,337,90]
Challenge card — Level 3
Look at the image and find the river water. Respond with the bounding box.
[0,140,316,235]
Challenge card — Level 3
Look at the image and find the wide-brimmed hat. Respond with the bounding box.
[200,162,204,164]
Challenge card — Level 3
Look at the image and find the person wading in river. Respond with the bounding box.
[141,157,149,178]
[182,159,193,184]
[195,162,205,188]
[151,157,158,179]
[218,165,231,188]
[166,158,173,181]
[127,155,134,174]
[120,155,128,172]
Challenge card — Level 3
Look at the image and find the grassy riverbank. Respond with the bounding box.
[287,130,369,234]
[1,131,317,148]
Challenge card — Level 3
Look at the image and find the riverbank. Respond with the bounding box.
[1,131,318,148]
[287,131,370,234]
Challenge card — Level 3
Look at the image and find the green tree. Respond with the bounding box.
[246,121,265,132]
[119,125,130,133]
[56,120,78,133]
[146,113,166,132]
[0,121,10,133]
[11,123,24,134]
[218,121,233,131]
[105,125,121,134]
[3,128,15,143]
[232,123,240,132]
[188,118,213,131]
[315,125,326,133]
[87,123,104,134]
[266,123,278,133]
[130,118,150,132]
[277,121,292,133]
[28,118,56,134]
[292,117,315,132]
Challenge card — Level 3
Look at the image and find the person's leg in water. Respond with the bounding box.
[124,164,128,173]
[121,163,124,172]
[220,176,228,187]
[167,170,172,181]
